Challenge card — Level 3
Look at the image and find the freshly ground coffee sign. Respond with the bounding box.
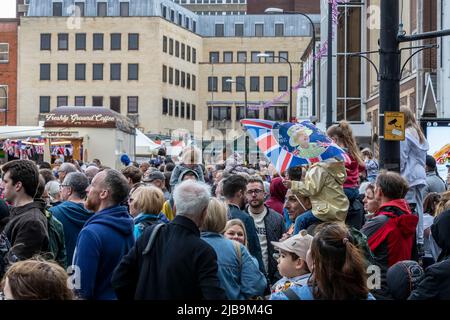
[44,113,117,128]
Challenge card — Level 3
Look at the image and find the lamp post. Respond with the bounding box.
[257,52,293,122]
[226,78,248,118]
[264,8,317,119]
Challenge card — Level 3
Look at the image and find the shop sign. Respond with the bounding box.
[44,113,116,128]
[41,131,79,138]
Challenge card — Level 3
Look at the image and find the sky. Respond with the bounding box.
[0,0,16,18]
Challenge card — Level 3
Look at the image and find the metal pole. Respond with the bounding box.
[289,61,293,122]
[312,32,316,117]
[379,0,400,171]
[326,2,333,129]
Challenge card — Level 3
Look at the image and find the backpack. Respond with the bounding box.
[44,209,67,269]
[0,232,12,278]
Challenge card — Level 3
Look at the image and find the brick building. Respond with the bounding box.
[0,19,19,125]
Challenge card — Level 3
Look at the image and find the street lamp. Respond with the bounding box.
[226,78,248,118]
[257,52,293,122]
[264,7,317,119]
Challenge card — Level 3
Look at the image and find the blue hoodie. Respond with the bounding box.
[50,201,93,264]
[73,205,134,300]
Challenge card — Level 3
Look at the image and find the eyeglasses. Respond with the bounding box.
[246,189,264,195]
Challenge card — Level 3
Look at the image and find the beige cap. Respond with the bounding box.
[271,230,313,260]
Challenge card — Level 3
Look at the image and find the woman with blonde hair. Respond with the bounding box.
[224,219,249,248]
[128,186,169,239]
[400,106,429,250]
[1,258,75,300]
[201,198,267,299]
[169,146,205,190]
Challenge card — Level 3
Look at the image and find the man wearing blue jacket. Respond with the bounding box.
[72,169,134,300]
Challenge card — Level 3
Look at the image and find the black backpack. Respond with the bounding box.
[43,209,67,269]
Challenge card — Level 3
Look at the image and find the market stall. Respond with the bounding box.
[43,107,135,169]
[0,126,45,164]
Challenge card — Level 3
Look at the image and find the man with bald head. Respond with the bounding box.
[84,165,100,183]
[72,169,134,300]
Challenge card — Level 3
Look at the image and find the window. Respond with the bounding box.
[186,103,191,119]
[175,41,179,57]
[93,63,103,80]
[128,33,139,50]
[97,2,107,17]
[58,33,68,50]
[53,2,62,16]
[169,99,173,116]
[186,74,191,89]
[222,77,232,92]
[237,106,259,120]
[0,86,7,110]
[175,101,179,117]
[192,75,196,91]
[75,63,86,80]
[120,1,129,16]
[235,23,244,37]
[215,24,224,37]
[75,2,85,16]
[208,77,218,92]
[255,23,264,37]
[275,23,284,36]
[163,36,167,53]
[175,69,180,86]
[237,51,247,63]
[93,33,104,50]
[169,38,174,55]
[181,71,186,88]
[57,64,68,80]
[193,21,197,33]
[40,34,51,51]
[264,77,274,92]
[162,98,168,115]
[110,96,121,113]
[93,96,103,107]
[110,33,121,50]
[251,51,260,63]
[57,96,68,107]
[75,96,85,106]
[181,102,185,118]
[169,67,173,84]
[40,64,51,80]
[187,46,191,62]
[110,63,121,80]
[264,106,287,121]
[223,52,233,63]
[192,48,197,63]
[264,51,274,63]
[181,43,185,60]
[39,96,51,113]
[162,65,167,83]
[161,5,167,18]
[185,17,190,29]
[75,33,86,50]
[170,9,175,22]
[209,106,231,121]
[192,105,196,120]
[278,76,288,92]
[209,52,219,63]
[128,97,139,113]
[128,64,138,80]
[236,76,245,92]
[279,51,288,63]
[178,13,183,26]
[250,76,259,91]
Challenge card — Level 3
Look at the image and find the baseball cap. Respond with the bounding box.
[143,170,165,182]
[271,230,313,260]
[386,260,424,300]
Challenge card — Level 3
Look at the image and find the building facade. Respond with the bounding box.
[172,0,247,15]
[247,0,319,14]
[18,0,315,140]
[0,19,19,125]
[437,0,450,118]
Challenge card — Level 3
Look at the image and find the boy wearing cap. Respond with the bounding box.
[269,230,313,300]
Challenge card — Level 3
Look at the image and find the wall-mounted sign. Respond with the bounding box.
[384,112,405,141]
[41,131,79,138]
[44,113,116,128]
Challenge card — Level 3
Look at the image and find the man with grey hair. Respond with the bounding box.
[58,162,78,183]
[72,169,134,300]
[112,180,226,300]
[50,172,93,265]
[84,165,100,183]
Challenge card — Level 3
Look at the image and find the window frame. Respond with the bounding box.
[93,63,104,80]
[128,63,138,81]
[110,33,122,51]
[58,33,69,51]
[75,63,86,81]
[40,34,51,51]
[39,96,51,113]
[75,33,86,50]
[57,63,68,81]
[110,63,122,81]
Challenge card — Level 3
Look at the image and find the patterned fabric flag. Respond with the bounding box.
[241,119,347,173]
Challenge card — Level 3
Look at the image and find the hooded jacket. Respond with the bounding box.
[400,127,429,187]
[291,159,349,222]
[265,177,288,215]
[50,201,93,265]
[3,199,49,260]
[73,205,134,300]
[408,209,450,300]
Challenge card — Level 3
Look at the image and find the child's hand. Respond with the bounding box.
[283,179,292,189]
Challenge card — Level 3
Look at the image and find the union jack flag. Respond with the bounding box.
[241,119,346,173]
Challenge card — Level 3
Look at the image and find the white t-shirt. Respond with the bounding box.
[249,207,268,273]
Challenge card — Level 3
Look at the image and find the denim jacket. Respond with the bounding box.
[201,232,267,300]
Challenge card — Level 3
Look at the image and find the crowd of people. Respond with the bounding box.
[0,118,450,300]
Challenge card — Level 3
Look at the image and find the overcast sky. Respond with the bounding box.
[0,0,16,18]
